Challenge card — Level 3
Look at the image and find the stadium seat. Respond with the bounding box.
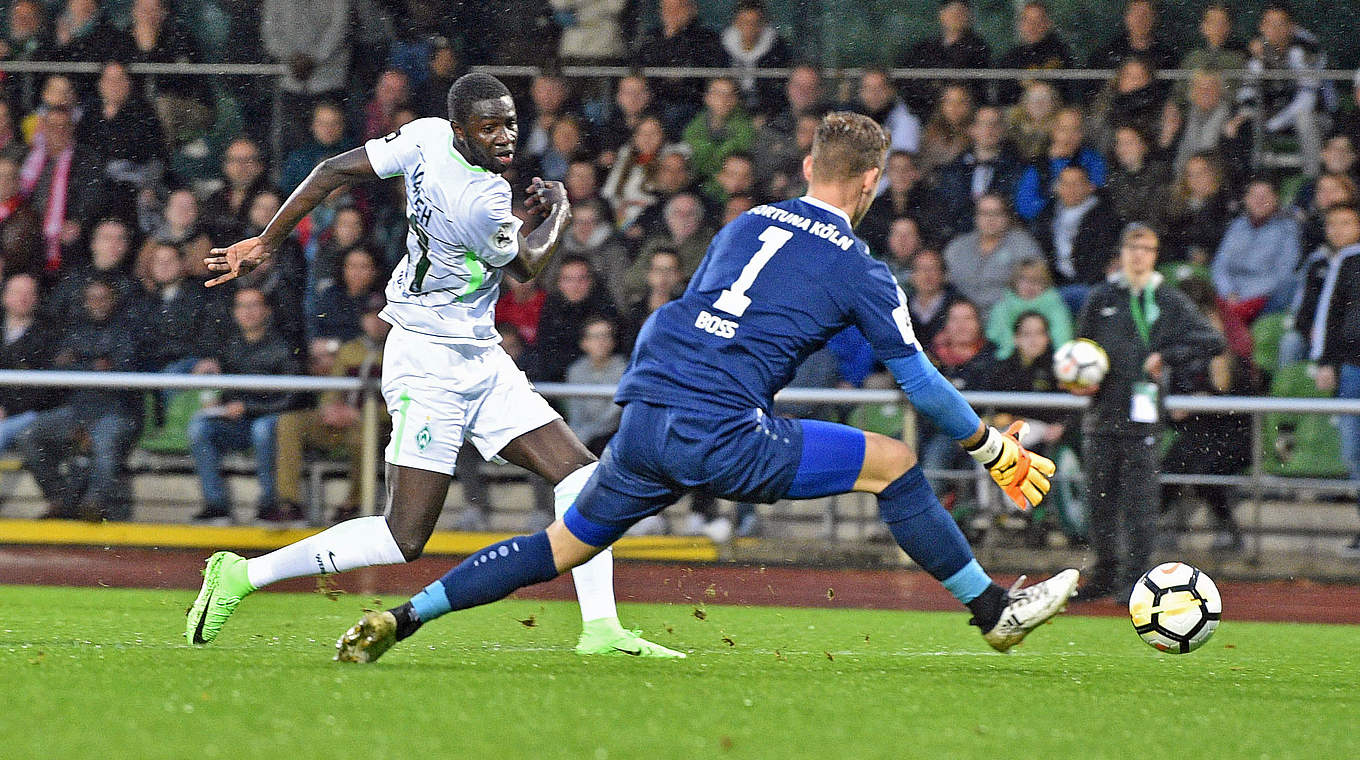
[1251,312,1289,375]
[1262,362,1348,478]
[1278,173,1309,208]
[139,391,199,455]
[846,402,905,439]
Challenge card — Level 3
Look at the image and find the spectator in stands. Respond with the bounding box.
[1180,5,1247,96]
[601,114,666,232]
[312,245,382,342]
[188,286,304,524]
[1212,178,1301,324]
[1107,125,1171,236]
[551,0,628,63]
[0,273,56,453]
[232,192,307,352]
[1298,173,1358,255]
[859,150,935,257]
[1033,165,1122,313]
[126,0,209,144]
[22,277,142,521]
[1,0,50,114]
[140,241,221,377]
[625,247,683,342]
[995,1,1074,105]
[596,74,655,165]
[22,106,101,273]
[0,154,42,279]
[944,193,1043,319]
[201,137,271,239]
[1161,277,1255,553]
[1239,3,1327,177]
[526,256,620,382]
[361,69,412,143]
[629,191,712,299]
[1015,107,1108,222]
[497,276,547,347]
[631,145,698,239]
[262,0,352,155]
[535,114,586,183]
[20,73,80,144]
[1163,152,1236,265]
[631,0,724,134]
[723,194,756,225]
[549,197,630,310]
[414,36,463,119]
[1172,70,1234,174]
[919,299,996,503]
[1089,56,1166,155]
[50,0,131,68]
[276,293,389,524]
[1334,70,1360,146]
[1293,204,1360,556]
[522,70,573,168]
[917,84,974,173]
[564,316,627,454]
[897,0,990,113]
[986,259,1072,360]
[309,205,367,295]
[1070,223,1225,601]
[755,111,817,202]
[720,0,790,119]
[1293,135,1359,215]
[281,101,347,194]
[48,218,139,323]
[565,158,605,209]
[1005,80,1061,162]
[765,64,825,139]
[76,61,164,219]
[682,76,755,185]
[1088,0,1178,74]
[907,248,965,349]
[882,215,924,282]
[137,188,212,282]
[0,100,22,161]
[703,151,756,206]
[852,68,920,155]
[934,105,1023,240]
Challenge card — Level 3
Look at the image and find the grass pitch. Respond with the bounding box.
[2,585,1356,760]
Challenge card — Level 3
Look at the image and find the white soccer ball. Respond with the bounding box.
[1053,338,1110,388]
[1128,562,1222,654]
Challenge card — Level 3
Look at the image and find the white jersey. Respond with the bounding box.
[364,118,523,344]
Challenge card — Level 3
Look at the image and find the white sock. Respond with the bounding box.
[555,462,618,624]
[245,515,406,589]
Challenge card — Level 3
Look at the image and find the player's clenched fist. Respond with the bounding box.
[524,176,568,218]
[204,236,270,287]
[965,421,1056,511]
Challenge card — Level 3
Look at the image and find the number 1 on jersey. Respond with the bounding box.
[713,225,794,317]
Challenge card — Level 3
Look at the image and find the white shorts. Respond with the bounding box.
[381,325,560,475]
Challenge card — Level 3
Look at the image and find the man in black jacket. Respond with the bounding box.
[0,273,58,452]
[932,106,1022,239]
[187,286,303,523]
[1070,224,1225,600]
[1293,204,1360,556]
[897,0,991,113]
[631,0,724,135]
[1033,165,1123,314]
[21,277,143,520]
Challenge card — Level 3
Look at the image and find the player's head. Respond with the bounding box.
[447,72,517,173]
[803,111,890,227]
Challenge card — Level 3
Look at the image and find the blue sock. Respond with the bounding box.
[406,531,559,626]
[878,465,993,604]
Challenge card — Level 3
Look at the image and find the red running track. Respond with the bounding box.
[2,545,1358,625]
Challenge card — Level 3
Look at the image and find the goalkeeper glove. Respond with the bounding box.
[964,421,1056,511]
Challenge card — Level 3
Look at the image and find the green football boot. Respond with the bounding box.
[185,552,255,645]
[575,617,686,658]
[334,610,398,663]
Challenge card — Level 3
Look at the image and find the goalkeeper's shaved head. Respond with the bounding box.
[810,112,890,184]
[447,72,512,126]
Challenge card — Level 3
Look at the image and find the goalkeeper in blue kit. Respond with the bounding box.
[336,112,1078,662]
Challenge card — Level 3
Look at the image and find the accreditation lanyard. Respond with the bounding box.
[1129,286,1156,347]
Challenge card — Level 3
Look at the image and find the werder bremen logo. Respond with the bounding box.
[416,423,432,451]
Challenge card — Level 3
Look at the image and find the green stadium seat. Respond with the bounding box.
[1278,173,1309,208]
[846,402,905,439]
[1261,362,1348,478]
[1251,312,1289,375]
[139,391,199,455]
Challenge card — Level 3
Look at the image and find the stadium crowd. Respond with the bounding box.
[0,0,1357,556]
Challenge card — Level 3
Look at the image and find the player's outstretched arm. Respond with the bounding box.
[505,177,571,282]
[205,147,379,287]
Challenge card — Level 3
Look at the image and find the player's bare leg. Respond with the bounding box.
[497,421,683,657]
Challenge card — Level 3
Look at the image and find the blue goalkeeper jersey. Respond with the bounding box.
[616,196,924,414]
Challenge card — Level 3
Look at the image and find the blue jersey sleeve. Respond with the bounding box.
[841,253,922,363]
[884,353,982,440]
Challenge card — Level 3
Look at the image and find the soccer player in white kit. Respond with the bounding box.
[186,73,682,657]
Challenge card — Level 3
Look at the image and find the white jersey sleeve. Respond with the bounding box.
[467,187,522,268]
[364,123,424,179]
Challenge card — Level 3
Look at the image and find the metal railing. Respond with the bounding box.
[0,370,1355,559]
[473,64,1360,83]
